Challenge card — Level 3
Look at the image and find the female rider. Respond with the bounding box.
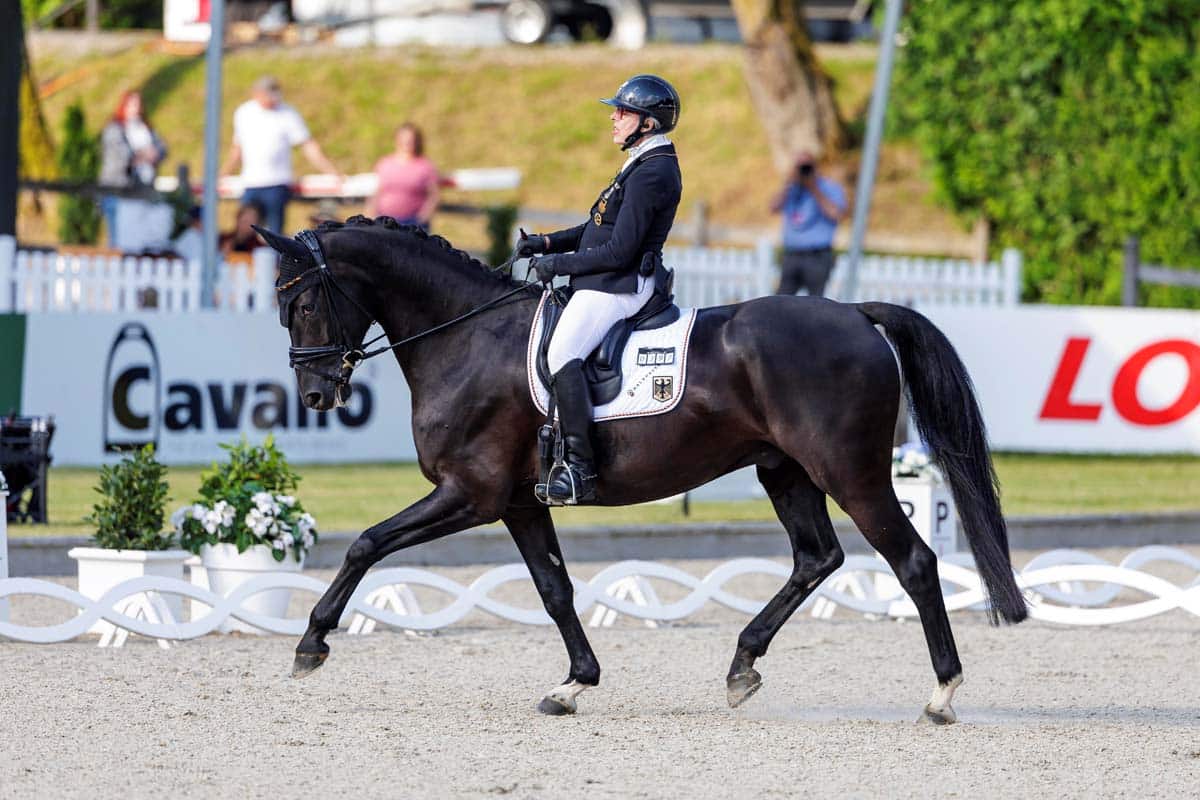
[517,74,683,504]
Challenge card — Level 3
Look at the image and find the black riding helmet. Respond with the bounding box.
[600,74,681,150]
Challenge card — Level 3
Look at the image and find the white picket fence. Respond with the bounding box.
[0,236,275,313]
[1,233,1021,315]
[666,241,1023,309]
[664,240,779,308]
[826,249,1023,307]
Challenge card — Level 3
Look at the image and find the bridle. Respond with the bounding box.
[278,229,532,387]
[281,230,375,387]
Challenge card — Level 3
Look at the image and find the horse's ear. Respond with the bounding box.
[253,225,310,263]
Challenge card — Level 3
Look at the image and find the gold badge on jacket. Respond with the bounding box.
[595,180,619,225]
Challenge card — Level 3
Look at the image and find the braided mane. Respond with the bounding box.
[317,215,518,285]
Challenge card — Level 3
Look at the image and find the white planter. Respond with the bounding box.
[68,547,192,635]
[198,543,305,634]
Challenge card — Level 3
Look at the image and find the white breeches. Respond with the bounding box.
[546,277,654,374]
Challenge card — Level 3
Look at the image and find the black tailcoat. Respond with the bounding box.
[545,143,682,293]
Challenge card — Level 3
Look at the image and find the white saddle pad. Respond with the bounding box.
[527,292,699,422]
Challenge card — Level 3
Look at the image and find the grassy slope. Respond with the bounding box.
[24,40,970,251]
[15,454,1199,536]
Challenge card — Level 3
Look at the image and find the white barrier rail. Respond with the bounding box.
[153,167,523,199]
[0,237,276,313]
[1,548,1196,646]
[665,241,1023,309]
[3,233,1020,314]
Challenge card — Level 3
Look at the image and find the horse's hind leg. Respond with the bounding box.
[502,501,601,716]
[726,461,845,708]
[843,489,964,724]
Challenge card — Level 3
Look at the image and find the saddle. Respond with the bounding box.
[535,259,680,406]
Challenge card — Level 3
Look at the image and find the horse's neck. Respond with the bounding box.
[375,256,505,341]
[373,260,534,382]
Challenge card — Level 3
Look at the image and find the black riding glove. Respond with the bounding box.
[533,254,561,284]
[513,233,547,259]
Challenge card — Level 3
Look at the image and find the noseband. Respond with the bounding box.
[277,229,535,388]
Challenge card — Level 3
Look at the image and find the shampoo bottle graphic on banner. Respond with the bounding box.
[103,322,162,453]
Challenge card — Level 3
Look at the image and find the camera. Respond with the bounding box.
[798,163,815,178]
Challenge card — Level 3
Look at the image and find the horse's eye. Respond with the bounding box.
[300,303,316,316]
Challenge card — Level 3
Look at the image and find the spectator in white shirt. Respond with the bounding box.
[219,76,342,235]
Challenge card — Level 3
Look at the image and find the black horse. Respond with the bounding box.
[257,216,1026,724]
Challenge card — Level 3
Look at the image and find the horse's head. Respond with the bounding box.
[256,225,376,412]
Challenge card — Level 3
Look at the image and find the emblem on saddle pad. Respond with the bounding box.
[652,376,674,402]
[637,347,676,367]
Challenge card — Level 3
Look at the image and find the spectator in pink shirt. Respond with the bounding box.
[367,123,440,229]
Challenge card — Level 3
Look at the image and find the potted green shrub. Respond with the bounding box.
[173,436,319,633]
[68,445,188,632]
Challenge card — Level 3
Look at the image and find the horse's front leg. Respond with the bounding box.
[502,502,600,715]
[292,484,490,678]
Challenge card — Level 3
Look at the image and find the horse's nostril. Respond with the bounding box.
[305,392,323,408]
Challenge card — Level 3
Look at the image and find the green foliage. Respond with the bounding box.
[85,444,174,551]
[22,0,62,26]
[485,204,519,267]
[56,102,100,244]
[174,436,318,562]
[895,0,1200,306]
[99,0,161,30]
[19,30,58,182]
[162,174,194,239]
[22,0,161,29]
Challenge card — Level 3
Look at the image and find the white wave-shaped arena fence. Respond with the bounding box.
[1,547,1198,647]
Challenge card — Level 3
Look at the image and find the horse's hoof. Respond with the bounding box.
[917,703,957,725]
[537,695,576,716]
[291,649,328,679]
[726,669,763,708]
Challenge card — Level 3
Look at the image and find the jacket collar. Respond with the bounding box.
[621,135,673,174]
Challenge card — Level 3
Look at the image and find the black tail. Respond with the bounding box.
[858,302,1027,625]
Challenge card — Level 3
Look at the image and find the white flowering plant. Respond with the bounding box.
[891,442,944,482]
[174,436,317,563]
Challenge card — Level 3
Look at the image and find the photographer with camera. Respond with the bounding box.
[770,151,847,297]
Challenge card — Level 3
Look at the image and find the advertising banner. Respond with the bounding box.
[6,304,1199,464]
[17,313,416,466]
[923,305,1200,453]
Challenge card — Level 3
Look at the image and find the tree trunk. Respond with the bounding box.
[731,0,847,172]
[0,0,22,236]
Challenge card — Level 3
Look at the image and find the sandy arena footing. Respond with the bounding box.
[1,555,1198,799]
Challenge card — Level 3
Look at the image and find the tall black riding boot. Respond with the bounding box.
[547,359,597,504]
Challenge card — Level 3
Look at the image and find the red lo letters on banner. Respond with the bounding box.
[1040,337,1200,426]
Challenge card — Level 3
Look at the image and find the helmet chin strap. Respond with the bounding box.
[621,113,650,151]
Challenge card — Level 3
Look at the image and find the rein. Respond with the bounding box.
[281,230,534,386]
